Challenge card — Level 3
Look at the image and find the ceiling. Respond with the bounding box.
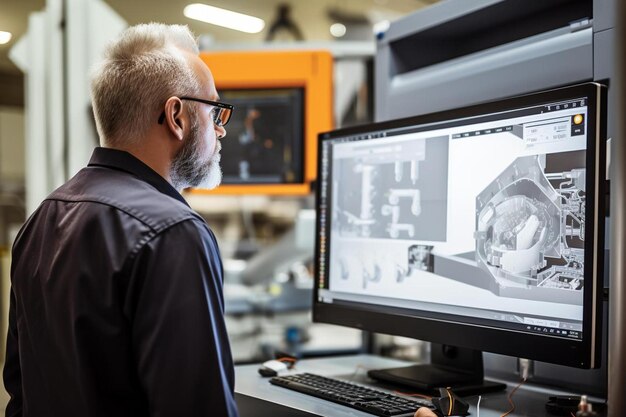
[0,0,438,75]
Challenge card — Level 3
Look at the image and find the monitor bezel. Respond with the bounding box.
[313,82,606,369]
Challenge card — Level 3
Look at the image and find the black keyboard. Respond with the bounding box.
[270,373,436,416]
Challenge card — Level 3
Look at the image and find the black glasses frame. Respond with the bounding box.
[158,96,234,126]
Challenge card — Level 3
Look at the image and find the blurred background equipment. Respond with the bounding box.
[195,50,333,195]
[266,4,303,42]
[218,88,305,185]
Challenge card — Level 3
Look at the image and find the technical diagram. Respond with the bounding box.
[397,245,434,282]
[472,155,585,303]
[332,135,448,241]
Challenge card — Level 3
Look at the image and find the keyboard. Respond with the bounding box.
[270,373,436,416]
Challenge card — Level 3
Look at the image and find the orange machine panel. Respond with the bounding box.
[192,50,333,195]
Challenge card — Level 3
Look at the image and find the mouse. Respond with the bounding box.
[258,360,289,377]
[431,387,470,416]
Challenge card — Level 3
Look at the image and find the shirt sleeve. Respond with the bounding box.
[125,219,238,417]
[3,289,23,417]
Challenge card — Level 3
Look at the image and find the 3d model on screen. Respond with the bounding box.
[337,254,382,289]
[474,155,585,293]
[334,140,429,239]
[397,245,434,282]
[382,202,416,238]
[363,260,382,289]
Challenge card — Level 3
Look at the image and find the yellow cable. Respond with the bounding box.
[446,388,453,416]
[500,378,526,417]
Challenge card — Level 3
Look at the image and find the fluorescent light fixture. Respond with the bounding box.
[184,3,265,34]
[330,23,347,38]
[373,20,390,35]
[0,31,12,45]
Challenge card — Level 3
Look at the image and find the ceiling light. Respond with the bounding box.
[184,3,265,34]
[330,23,347,38]
[373,20,390,35]
[0,31,12,45]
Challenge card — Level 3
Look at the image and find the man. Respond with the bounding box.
[4,22,437,417]
[4,24,238,416]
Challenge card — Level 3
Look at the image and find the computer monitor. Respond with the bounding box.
[195,50,333,195]
[313,83,607,393]
[219,88,304,185]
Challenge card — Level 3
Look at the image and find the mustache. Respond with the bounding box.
[213,141,222,161]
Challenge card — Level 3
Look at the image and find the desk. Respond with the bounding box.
[235,354,605,417]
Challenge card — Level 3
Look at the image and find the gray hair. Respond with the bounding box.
[90,23,202,147]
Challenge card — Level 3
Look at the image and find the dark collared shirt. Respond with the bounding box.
[4,147,239,417]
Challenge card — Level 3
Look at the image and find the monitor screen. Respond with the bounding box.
[219,88,304,184]
[314,83,606,368]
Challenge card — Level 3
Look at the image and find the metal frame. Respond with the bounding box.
[608,1,626,414]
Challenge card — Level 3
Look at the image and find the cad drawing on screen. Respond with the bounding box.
[324,82,600,312]
[334,138,426,239]
[473,155,586,304]
[316,84,606,374]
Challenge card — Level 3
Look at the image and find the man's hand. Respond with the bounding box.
[414,407,438,417]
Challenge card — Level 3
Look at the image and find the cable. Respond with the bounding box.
[275,357,297,369]
[394,391,433,401]
[477,395,482,417]
[349,364,370,381]
[276,357,297,363]
[500,378,526,417]
[446,388,453,416]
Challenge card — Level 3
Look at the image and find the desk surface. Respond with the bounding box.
[235,354,604,417]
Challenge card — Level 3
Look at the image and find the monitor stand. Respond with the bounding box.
[367,344,506,396]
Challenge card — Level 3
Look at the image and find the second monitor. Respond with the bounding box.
[196,50,333,195]
[219,88,304,185]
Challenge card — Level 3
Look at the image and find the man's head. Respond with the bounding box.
[90,23,226,190]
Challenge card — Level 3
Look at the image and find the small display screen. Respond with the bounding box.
[219,88,304,184]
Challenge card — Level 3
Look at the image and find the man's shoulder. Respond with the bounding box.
[46,166,202,231]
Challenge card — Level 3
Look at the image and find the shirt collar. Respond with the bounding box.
[87,147,189,207]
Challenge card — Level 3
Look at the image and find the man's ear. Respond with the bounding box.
[163,97,186,141]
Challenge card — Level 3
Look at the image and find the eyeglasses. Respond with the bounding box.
[158,96,234,127]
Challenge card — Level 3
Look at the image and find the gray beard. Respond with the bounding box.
[170,118,222,191]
